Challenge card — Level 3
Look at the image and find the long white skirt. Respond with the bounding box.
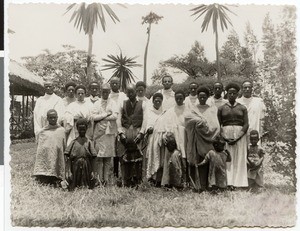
[221,125,248,187]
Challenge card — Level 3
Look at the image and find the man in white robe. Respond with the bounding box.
[150,75,175,112]
[86,81,100,105]
[136,81,149,103]
[33,81,64,138]
[237,80,266,144]
[207,82,227,108]
[108,76,127,177]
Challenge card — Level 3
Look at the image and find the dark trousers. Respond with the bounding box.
[113,156,120,178]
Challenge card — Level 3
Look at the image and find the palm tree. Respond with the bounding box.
[102,52,142,92]
[191,4,235,80]
[64,3,124,82]
[142,12,163,84]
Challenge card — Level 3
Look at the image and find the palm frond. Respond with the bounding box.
[65,3,122,34]
[64,3,77,15]
[103,4,120,23]
[201,7,214,32]
[102,52,141,90]
[97,4,106,32]
[191,3,235,33]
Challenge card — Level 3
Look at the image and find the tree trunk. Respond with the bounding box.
[87,32,93,83]
[215,28,221,80]
[143,23,152,84]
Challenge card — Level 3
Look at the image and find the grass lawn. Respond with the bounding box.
[10,141,296,228]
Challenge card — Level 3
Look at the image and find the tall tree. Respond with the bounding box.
[244,22,259,63]
[64,3,123,82]
[162,41,215,78]
[22,45,103,96]
[102,52,141,92]
[220,30,255,78]
[190,4,235,80]
[142,12,163,84]
[260,7,296,185]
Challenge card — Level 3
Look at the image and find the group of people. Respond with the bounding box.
[32,75,266,192]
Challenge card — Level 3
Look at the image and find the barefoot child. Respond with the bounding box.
[33,109,66,186]
[247,130,265,189]
[161,133,185,188]
[120,139,143,187]
[64,118,97,190]
[198,136,231,190]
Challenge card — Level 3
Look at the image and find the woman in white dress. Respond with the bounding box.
[217,83,249,188]
[64,85,92,146]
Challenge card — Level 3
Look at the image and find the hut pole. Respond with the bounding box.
[32,96,35,130]
[26,95,29,117]
[22,95,25,129]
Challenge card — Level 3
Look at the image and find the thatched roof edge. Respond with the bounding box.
[9,60,45,96]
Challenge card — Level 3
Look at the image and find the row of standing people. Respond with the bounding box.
[33,76,266,191]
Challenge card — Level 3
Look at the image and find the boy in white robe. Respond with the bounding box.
[185,82,199,110]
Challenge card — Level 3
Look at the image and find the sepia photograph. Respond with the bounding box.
[7,0,296,228]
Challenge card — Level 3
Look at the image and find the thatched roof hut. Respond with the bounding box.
[9,60,44,96]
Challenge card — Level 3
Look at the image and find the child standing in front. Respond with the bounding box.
[121,139,143,187]
[64,118,97,190]
[198,136,231,191]
[33,109,66,186]
[247,130,265,190]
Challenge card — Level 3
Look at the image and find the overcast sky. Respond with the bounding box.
[8,3,284,83]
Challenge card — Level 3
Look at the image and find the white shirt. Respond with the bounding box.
[33,93,64,136]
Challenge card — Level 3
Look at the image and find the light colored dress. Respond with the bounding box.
[33,93,64,137]
[33,124,66,180]
[62,96,76,107]
[146,104,188,184]
[64,100,92,146]
[145,106,165,179]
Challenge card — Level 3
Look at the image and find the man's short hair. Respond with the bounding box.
[136,81,147,89]
[76,118,88,128]
[65,81,76,91]
[162,74,173,82]
[89,81,100,89]
[47,109,57,117]
[242,80,253,87]
[75,85,87,93]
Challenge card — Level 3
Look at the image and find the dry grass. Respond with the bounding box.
[10,141,296,228]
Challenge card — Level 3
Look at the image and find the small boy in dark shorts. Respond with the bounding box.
[247,130,265,190]
[120,139,143,187]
